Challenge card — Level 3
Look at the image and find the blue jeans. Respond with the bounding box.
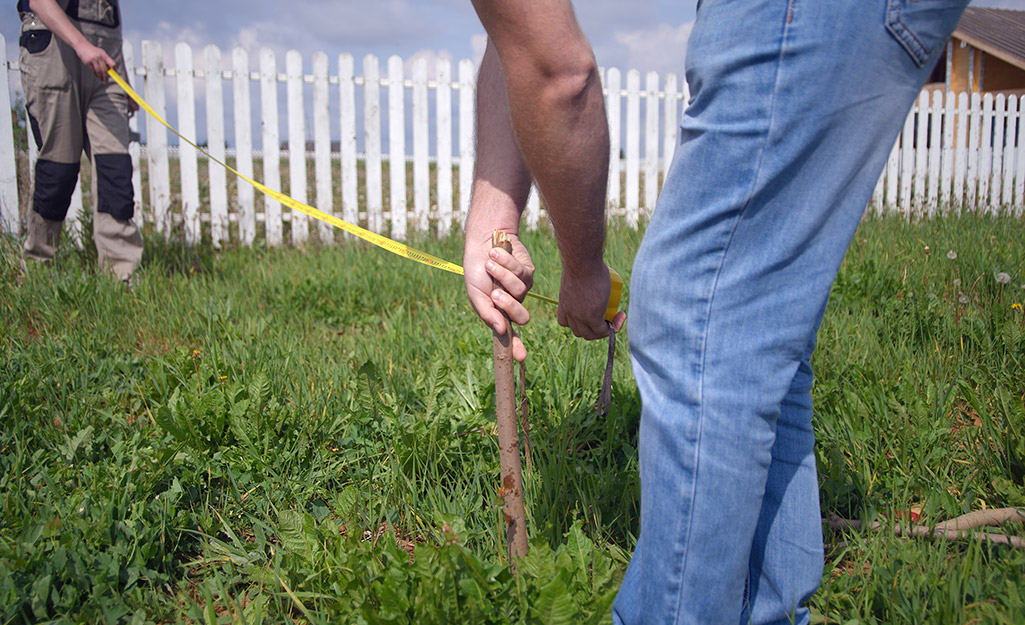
[613,1,968,624]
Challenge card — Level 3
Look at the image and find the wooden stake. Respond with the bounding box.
[491,230,529,564]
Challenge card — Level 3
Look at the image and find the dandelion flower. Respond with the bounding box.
[996,272,1011,284]
[947,250,957,260]
[1013,303,1023,310]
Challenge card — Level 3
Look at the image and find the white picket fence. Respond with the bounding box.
[1,38,1023,243]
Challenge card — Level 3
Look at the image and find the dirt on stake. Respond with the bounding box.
[491,230,529,567]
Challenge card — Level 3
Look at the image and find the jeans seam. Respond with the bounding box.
[669,1,796,620]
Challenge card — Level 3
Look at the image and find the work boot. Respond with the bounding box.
[22,209,63,269]
[94,211,143,282]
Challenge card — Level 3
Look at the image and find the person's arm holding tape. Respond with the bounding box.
[464,0,626,361]
[26,0,114,80]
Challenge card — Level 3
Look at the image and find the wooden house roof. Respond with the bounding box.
[953,7,1025,71]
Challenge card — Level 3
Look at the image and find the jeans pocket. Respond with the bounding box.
[19,29,51,54]
[885,0,969,67]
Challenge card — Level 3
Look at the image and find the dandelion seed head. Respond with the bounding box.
[958,293,969,304]
[947,250,957,260]
[953,278,962,287]
[924,245,931,255]
[996,272,1011,285]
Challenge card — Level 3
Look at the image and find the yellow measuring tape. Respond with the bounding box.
[109,68,623,320]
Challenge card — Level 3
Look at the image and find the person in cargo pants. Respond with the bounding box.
[17,0,141,283]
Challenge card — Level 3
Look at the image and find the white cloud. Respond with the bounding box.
[613,21,693,76]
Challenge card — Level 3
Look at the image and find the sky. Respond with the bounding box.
[2,0,1019,79]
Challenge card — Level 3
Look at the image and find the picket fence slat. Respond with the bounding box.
[204,45,228,246]
[625,69,640,227]
[287,49,309,244]
[436,58,453,237]
[980,93,994,213]
[126,43,144,227]
[260,48,282,245]
[339,53,359,230]
[413,58,430,234]
[899,107,914,218]
[605,68,622,217]
[0,35,18,234]
[953,92,969,215]
[914,92,928,216]
[364,55,384,234]
[388,56,406,240]
[176,43,200,244]
[663,72,678,177]
[457,59,475,226]
[143,41,170,233]
[644,71,659,213]
[926,91,942,217]
[940,90,955,213]
[1016,96,1025,213]
[233,47,256,244]
[313,51,333,242]
[4,40,1023,245]
[1000,95,1014,210]
[966,92,981,211]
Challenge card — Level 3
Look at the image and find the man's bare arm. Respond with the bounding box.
[469,0,620,340]
[463,40,536,361]
[27,0,114,80]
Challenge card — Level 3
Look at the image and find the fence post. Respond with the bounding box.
[0,34,20,235]
[260,48,283,246]
[204,45,228,247]
[388,55,407,240]
[312,51,333,243]
[143,40,170,234]
[232,47,256,245]
[338,53,358,231]
[605,68,621,217]
[457,59,475,227]
[364,55,384,234]
[436,58,453,237]
[412,57,430,234]
[176,42,201,244]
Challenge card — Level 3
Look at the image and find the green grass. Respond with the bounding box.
[0,215,1022,624]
